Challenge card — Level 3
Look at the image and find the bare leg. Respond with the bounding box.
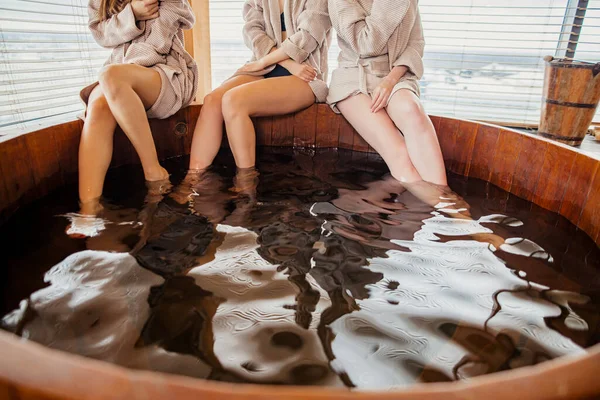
[189,75,263,170]
[221,76,315,168]
[98,64,167,181]
[386,89,447,185]
[337,94,422,183]
[78,85,117,206]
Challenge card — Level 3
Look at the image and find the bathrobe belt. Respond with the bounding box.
[339,54,391,95]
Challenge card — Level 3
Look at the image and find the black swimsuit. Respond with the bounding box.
[264,12,292,79]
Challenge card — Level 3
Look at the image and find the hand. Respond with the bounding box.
[371,76,395,113]
[132,0,159,21]
[284,61,317,82]
[237,59,268,73]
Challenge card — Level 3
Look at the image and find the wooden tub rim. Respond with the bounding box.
[1,329,599,399]
[1,108,599,399]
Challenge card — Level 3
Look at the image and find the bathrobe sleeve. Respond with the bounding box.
[280,0,331,63]
[124,0,195,67]
[242,0,277,59]
[392,8,424,78]
[328,0,411,57]
[88,0,144,48]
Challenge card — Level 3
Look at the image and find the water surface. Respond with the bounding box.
[1,149,599,389]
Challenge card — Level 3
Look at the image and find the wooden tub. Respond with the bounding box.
[1,104,599,399]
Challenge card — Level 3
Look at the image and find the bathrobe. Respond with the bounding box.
[326,0,424,112]
[236,0,332,102]
[80,0,198,119]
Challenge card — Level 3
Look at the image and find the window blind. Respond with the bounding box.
[0,0,110,135]
[209,0,599,126]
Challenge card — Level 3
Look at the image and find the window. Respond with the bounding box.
[209,0,599,126]
[0,0,110,135]
[1,0,597,134]
[418,0,600,125]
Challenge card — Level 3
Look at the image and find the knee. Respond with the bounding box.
[86,94,113,121]
[98,65,127,99]
[393,96,424,118]
[202,90,223,111]
[221,89,248,121]
[83,94,115,138]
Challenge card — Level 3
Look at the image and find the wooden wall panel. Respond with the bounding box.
[184,105,201,154]
[489,129,523,192]
[0,164,10,218]
[352,130,370,152]
[0,136,36,210]
[451,120,478,176]
[578,169,600,244]
[532,144,577,213]
[468,125,500,181]
[24,129,63,200]
[315,104,340,148]
[559,154,599,227]
[510,135,548,202]
[430,115,442,134]
[437,118,460,166]
[271,114,295,146]
[338,118,355,150]
[52,120,83,184]
[293,107,317,148]
[255,116,273,147]
[110,130,137,168]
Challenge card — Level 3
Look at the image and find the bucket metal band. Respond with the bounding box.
[538,131,585,143]
[543,98,598,109]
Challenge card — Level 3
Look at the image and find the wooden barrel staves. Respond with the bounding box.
[539,56,600,146]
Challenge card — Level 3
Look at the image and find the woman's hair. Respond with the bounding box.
[100,0,131,20]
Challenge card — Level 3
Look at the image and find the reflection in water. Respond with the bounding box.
[1,149,599,389]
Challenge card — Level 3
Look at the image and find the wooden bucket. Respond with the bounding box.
[539,57,600,146]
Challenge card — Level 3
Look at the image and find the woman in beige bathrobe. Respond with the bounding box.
[188,0,331,171]
[327,0,446,186]
[77,0,197,214]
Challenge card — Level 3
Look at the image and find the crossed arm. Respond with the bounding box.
[240,0,331,81]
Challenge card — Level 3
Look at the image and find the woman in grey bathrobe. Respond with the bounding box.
[188,0,332,172]
[78,0,197,215]
[327,0,446,186]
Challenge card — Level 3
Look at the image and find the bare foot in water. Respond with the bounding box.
[64,197,106,239]
[144,165,170,182]
[132,179,173,253]
[230,167,259,199]
[145,177,173,204]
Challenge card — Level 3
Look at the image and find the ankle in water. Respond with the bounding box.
[79,198,103,216]
[146,178,172,194]
[145,166,169,182]
[232,167,259,194]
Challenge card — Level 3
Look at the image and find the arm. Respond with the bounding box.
[328,0,411,57]
[280,0,331,63]
[124,0,195,67]
[392,8,425,79]
[242,0,277,60]
[260,47,290,66]
[88,0,144,48]
[370,65,408,113]
[238,46,317,82]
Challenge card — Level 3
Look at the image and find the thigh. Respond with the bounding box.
[337,94,399,136]
[210,75,264,101]
[229,76,315,117]
[220,75,264,93]
[108,64,163,109]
